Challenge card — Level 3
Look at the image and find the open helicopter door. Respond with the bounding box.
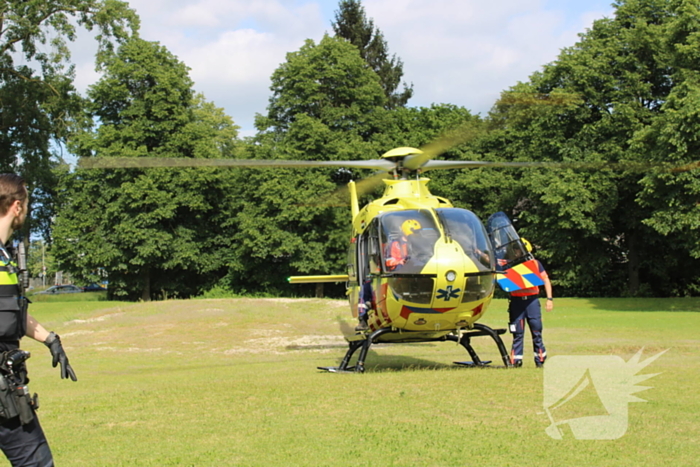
[346,219,382,320]
[486,212,545,293]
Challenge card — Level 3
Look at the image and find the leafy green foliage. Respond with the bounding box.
[54,38,239,301]
[46,0,700,299]
[258,35,387,135]
[27,239,57,282]
[472,0,700,296]
[0,0,139,238]
[227,36,391,296]
[630,1,700,261]
[331,0,413,109]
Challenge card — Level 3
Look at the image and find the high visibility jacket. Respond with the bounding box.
[385,239,408,271]
[510,260,548,297]
[0,243,25,341]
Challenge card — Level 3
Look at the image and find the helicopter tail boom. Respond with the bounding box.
[288,275,349,284]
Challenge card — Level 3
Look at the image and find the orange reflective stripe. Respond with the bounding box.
[511,286,539,297]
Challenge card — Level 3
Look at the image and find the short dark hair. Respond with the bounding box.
[0,174,27,216]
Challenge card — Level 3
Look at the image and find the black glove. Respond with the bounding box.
[44,332,77,381]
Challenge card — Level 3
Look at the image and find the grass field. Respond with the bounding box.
[7,297,699,466]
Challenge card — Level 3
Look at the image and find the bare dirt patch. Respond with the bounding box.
[58,298,352,357]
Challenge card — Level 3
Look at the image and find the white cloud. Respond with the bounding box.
[362,0,592,114]
[180,28,307,134]
[185,29,287,84]
[169,4,222,29]
[120,0,327,131]
[364,0,616,114]
[73,61,101,93]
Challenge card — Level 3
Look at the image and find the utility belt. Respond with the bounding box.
[509,294,538,300]
[0,350,38,425]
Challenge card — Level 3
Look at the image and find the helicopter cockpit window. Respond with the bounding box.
[495,241,529,271]
[486,212,530,270]
[363,219,382,274]
[461,273,495,303]
[435,208,495,271]
[379,210,439,274]
[361,218,382,276]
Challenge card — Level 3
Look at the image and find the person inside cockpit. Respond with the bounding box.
[385,219,421,271]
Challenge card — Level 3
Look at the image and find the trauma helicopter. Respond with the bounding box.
[80,142,565,373]
[287,147,547,372]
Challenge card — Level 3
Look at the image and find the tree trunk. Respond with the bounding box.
[315,283,324,298]
[627,233,640,296]
[141,267,151,302]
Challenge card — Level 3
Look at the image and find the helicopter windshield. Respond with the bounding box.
[486,212,530,270]
[379,210,439,274]
[436,208,494,271]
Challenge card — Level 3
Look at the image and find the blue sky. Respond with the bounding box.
[72,0,617,136]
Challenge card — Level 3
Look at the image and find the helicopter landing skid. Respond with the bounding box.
[316,366,360,373]
[318,323,512,373]
[318,330,391,373]
[453,360,493,367]
[446,323,512,368]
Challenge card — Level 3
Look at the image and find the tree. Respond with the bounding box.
[332,0,413,109]
[0,0,139,238]
[54,38,240,301]
[631,0,700,257]
[226,35,391,296]
[258,34,387,136]
[472,0,700,296]
[27,239,57,285]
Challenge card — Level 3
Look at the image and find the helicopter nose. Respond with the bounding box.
[430,244,467,305]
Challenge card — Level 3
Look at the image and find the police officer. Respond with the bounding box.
[0,174,76,466]
[507,238,553,368]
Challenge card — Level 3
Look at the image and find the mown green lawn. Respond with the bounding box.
[7,297,698,466]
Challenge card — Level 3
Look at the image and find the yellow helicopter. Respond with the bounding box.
[81,144,549,372]
[286,147,545,372]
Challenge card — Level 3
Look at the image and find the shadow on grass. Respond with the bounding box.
[333,349,510,373]
[321,314,513,372]
[94,349,511,376]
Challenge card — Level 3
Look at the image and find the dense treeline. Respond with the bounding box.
[0,0,138,240]
[5,0,700,299]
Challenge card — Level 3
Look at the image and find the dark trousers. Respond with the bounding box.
[508,295,546,365]
[0,414,53,467]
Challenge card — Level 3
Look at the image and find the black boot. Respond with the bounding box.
[355,316,368,332]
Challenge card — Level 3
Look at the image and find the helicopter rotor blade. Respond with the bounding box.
[671,160,700,173]
[308,172,390,208]
[349,171,391,199]
[77,157,397,171]
[421,159,700,172]
[403,120,484,170]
